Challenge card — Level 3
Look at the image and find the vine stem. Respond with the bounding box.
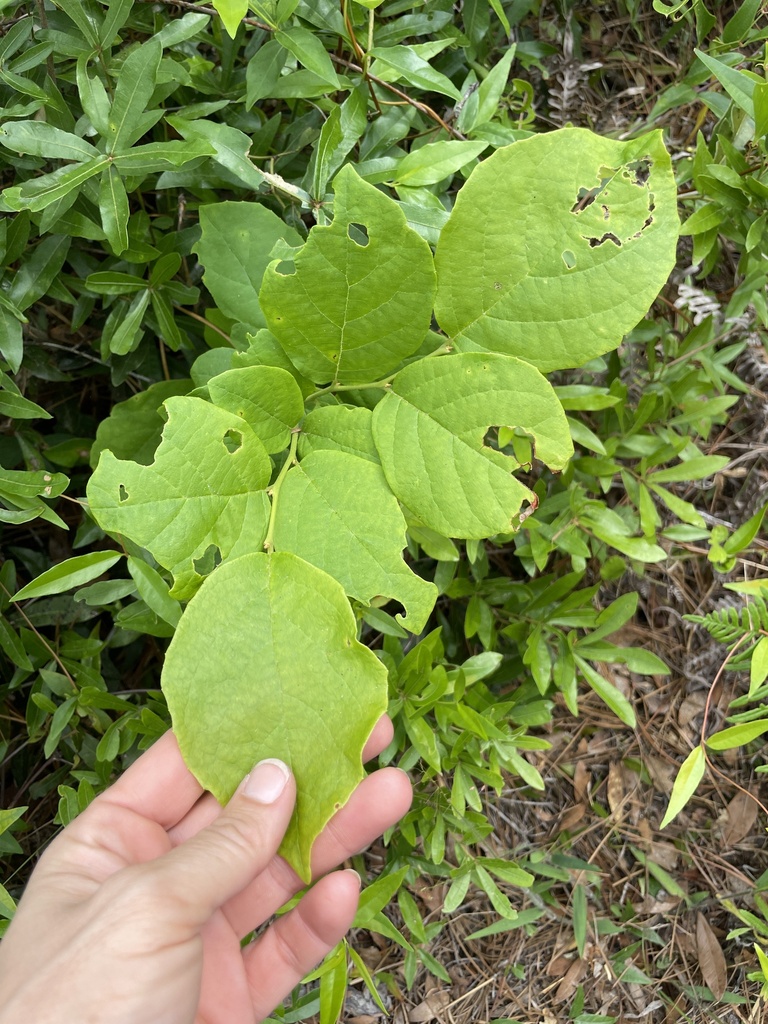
[304,344,453,404]
[263,429,299,553]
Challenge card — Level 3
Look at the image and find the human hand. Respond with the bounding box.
[0,717,411,1024]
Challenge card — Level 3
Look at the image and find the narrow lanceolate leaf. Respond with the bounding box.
[660,745,706,829]
[11,157,109,212]
[706,718,768,751]
[273,450,437,634]
[0,121,100,162]
[575,655,636,728]
[260,164,436,385]
[434,128,678,372]
[106,37,162,152]
[99,165,130,255]
[213,0,246,37]
[12,551,124,601]
[87,397,272,599]
[750,637,768,697]
[207,366,304,454]
[193,202,302,329]
[371,353,573,538]
[162,551,388,882]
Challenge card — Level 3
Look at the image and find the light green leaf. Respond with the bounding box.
[8,157,109,212]
[275,25,340,88]
[108,290,151,356]
[473,46,516,129]
[0,309,23,373]
[0,390,51,420]
[207,365,304,453]
[0,467,68,500]
[246,39,288,108]
[193,202,302,328]
[107,37,162,151]
[370,45,460,101]
[660,745,706,829]
[12,551,124,602]
[298,405,379,463]
[90,379,192,468]
[112,139,214,174]
[575,655,636,727]
[99,165,129,255]
[706,718,768,751]
[260,164,436,385]
[76,56,111,136]
[371,352,572,539]
[213,0,246,37]
[0,806,27,837]
[724,503,767,556]
[695,48,756,120]
[126,556,182,627]
[273,450,437,633]
[167,117,267,192]
[162,551,388,881]
[87,397,272,599]
[308,90,367,202]
[0,121,99,161]
[435,128,678,372]
[394,140,487,187]
[648,455,729,484]
[750,637,768,697]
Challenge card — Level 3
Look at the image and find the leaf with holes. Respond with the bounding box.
[434,127,678,372]
[371,352,572,538]
[87,396,271,599]
[162,551,388,881]
[273,449,437,633]
[259,164,436,385]
[207,365,304,454]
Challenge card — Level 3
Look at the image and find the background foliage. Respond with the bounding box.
[0,0,767,1021]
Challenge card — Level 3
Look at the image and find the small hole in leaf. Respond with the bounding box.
[601,204,610,220]
[275,260,295,276]
[118,484,129,502]
[586,232,622,248]
[571,186,599,213]
[562,249,576,269]
[347,222,369,246]
[193,544,222,577]
[223,429,243,453]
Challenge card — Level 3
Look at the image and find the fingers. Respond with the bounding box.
[101,731,204,830]
[222,765,412,938]
[243,869,361,1021]
[144,759,297,929]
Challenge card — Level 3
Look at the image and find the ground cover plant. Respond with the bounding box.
[1,0,767,1020]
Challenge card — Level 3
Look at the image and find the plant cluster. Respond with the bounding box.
[1,0,767,1018]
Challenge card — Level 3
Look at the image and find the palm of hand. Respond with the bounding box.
[0,722,410,1024]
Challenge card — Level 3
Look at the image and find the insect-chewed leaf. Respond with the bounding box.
[259,164,436,385]
[161,551,388,882]
[87,397,271,600]
[298,405,379,464]
[371,352,573,539]
[274,449,437,633]
[434,128,678,372]
[207,365,304,454]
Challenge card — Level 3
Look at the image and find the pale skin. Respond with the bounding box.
[0,716,412,1024]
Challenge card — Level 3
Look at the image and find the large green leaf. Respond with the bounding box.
[434,128,678,372]
[260,164,436,385]
[87,397,272,599]
[162,551,388,881]
[193,202,302,328]
[371,352,572,538]
[298,405,379,463]
[273,450,437,633]
[207,365,304,454]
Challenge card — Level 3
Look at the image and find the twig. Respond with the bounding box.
[172,305,231,342]
[134,0,272,32]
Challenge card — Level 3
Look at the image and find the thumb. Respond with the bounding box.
[150,758,295,928]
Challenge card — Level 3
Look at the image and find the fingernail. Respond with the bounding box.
[243,759,290,804]
[344,868,362,888]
